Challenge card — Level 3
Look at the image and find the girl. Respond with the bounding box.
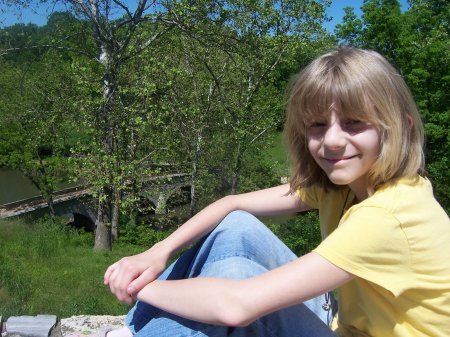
[103,47,450,337]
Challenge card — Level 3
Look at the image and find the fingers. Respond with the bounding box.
[106,258,140,304]
[103,262,118,285]
[103,251,167,305]
[127,266,159,296]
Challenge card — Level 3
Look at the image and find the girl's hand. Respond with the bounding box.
[103,243,171,305]
[103,184,308,305]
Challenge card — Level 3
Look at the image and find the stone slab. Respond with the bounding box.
[60,315,125,337]
[5,315,57,337]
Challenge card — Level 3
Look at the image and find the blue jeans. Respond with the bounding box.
[125,210,336,336]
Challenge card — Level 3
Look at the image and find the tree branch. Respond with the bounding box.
[119,24,174,63]
[112,0,133,20]
[0,44,95,59]
[249,127,269,145]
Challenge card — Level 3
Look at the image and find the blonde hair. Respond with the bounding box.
[284,47,425,194]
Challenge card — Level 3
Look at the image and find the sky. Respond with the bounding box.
[0,1,410,32]
[323,0,409,32]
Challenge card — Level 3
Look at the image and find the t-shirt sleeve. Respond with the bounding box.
[296,185,323,209]
[314,205,412,296]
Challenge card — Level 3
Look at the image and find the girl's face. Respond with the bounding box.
[307,110,380,200]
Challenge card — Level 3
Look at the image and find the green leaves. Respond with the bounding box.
[334,6,363,46]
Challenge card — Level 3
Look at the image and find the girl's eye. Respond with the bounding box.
[345,119,363,125]
[306,121,328,137]
[343,119,368,131]
[308,121,327,128]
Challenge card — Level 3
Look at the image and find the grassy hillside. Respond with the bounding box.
[0,134,321,319]
[0,217,143,318]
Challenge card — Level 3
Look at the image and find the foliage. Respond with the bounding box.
[238,155,281,193]
[1,0,447,254]
[334,7,363,46]
[237,135,286,193]
[117,216,175,248]
[0,0,336,250]
[0,22,46,62]
[266,211,321,256]
[0,50,77,218]
[0,217,141,318]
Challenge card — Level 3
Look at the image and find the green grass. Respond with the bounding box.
[0,133,304,319]
[265,132,290,177]
[0,217,144,319]
[0,213,320,321]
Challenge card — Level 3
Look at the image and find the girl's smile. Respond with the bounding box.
[307,110,380,200]
[322,155,359,164]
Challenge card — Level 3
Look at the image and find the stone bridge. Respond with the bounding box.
[0,173,191,229]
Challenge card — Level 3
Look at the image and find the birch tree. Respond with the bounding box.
[1,0,179,249]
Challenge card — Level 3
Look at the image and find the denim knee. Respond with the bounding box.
[214,210,270,241]
[206,210,296,271]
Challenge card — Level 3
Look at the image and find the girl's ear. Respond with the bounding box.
[406,114,413,128]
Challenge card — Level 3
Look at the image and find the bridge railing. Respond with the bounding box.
[0,173,190,217]
[0,185,88,210]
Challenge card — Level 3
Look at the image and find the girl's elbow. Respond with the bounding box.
[213,280,260,327]
[220,194,240,210]
[216,303,258,327]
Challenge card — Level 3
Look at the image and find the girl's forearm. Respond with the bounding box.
[157,195,238,258]
[136,277,249,326]
[135,253,353,328]
[156,184,302,259]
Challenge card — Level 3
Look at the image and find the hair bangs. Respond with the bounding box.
[301,78,336,124]
[331,64,383,126]
[300,60,381,127]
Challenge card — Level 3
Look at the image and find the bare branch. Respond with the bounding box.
[119,24,174,63]
[111,0,133,20]
[0,44,95,59]
[249,127,269,145]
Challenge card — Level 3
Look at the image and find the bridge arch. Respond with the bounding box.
[54,196,97,231]
[1,173,192,222]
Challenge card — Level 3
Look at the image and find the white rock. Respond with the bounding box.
[60,316,125,337]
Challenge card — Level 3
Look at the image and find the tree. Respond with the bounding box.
[401,0,450,212]
[186,0,332,193]
[1,0,180,250]
[150,33,224,214]
[360,0,403,59]
[0,52,75,220]
[334,6,363,47]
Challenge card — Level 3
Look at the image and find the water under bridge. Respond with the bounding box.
[0,173,191,228]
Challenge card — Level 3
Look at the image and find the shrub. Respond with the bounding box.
[266,211,321,256]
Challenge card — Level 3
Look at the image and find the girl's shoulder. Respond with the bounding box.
[350,176,448,227]
[297,184,349,209]
[362,175,431,208]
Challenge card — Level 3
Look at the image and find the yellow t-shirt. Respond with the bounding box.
[297,176,450,337]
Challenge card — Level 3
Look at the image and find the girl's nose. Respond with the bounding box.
[323,122,346,149]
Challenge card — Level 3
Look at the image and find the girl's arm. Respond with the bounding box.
[158,183,310,256]
[104,184,311,304]
[137,252,353,326]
